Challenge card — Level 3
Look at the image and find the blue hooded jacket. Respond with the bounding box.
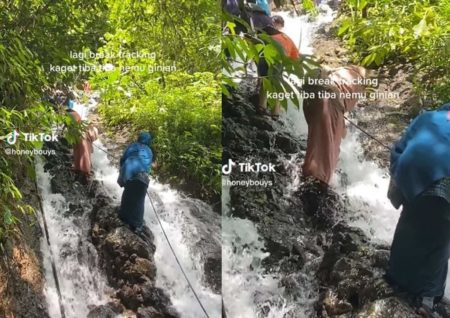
[390,103,450,201]
[119,132,153,185]
[256,0,270,16]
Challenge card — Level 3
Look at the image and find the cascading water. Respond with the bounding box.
[36,158,113,318]
[280,0,450,301]
[223,179,292,318]
[223,5,338,318]
[286,100,450,300]
[223,177,321,318]
[91,140,222,318]
[38,97,221,317]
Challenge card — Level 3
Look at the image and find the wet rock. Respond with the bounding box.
[275,133,299,154]
[315,223,417,317]
[117,283,178,317]
[204,256,221,294]
[355,297,417,318]
[50,170,73,194]
[137,306,179,318]
[137,307,164,318]
[87,304,117,318]
[91,203,127,235]
[67,203,85,217]
[104,227,151,260]
[91,202,176,316]
[122,257,157,282]
[106,300,125,314]
[250,115,276,131]
[140,283,172,310]
[435,298,450,318]
[322,289,353,315]
[41,136,177,318]
[118,285,142,310]
[223,96,249,118]
[224,81,425,317]
[256,130,272,147]
[371,249,390,269]
[299,181,343,230]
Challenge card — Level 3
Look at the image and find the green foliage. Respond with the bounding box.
[91,0,221,199]
[302,0,319,14]
[0,0,110,246]
[222,11,319,110]
[337,0,450,104]
[96,72,221,197]
[0,105,57,244]
[271,0,317,13]
[0,0,110,108]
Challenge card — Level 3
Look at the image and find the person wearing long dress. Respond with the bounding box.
[72,124,98,182]
[302,65,367,185]
[387,103,450,317]
[66,100,98,184]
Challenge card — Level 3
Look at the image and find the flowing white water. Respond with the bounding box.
[38,97,221,317]
[280,1,450,300]
[223,6,338,318]
[91,141,222,318]
[36,159,113,318]
[223,176,320,318]
[222,180,294,318]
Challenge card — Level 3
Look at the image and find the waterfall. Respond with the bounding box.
[222,179,295,318]
[280,2,450,301]
[38,97,221,317]
[36,159,112,318]
[91,145,222,317]
[223,5,339,318]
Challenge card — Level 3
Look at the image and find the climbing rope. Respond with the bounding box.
[343,115,392,151]
[145,190,211,318]
[92,143,211,318]
[34,177,66,318]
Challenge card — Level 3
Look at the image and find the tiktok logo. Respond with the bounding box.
[222,159,276,175]
[6,130,19,145]
[222,159,236,175]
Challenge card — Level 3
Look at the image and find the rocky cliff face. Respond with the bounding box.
[223,84,450,317]
[0,177,49,318]
[89,196,178,318]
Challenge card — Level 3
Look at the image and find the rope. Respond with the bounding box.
[343,115,391,151]
[34,177,66,318]
[146,190,211,318]
[92,143,210,318]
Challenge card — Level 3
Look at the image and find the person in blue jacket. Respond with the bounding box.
[256,0,270,16]
[387,103,450,317]
[117,132,154,232]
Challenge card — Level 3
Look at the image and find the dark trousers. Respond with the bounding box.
[388,196,450,298]
[119,180,148,230]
